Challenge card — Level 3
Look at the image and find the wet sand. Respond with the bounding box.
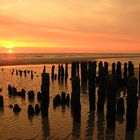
[0,61,140,139]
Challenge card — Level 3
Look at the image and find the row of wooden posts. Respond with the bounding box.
[41,61,139,132]
[0,61,140,132]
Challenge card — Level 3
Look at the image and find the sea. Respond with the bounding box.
[0,53,140,140]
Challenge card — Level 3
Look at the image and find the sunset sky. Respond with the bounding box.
[0,0,140,53]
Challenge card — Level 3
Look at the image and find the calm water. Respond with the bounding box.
[0,54,140,140]
[0,53,140,66]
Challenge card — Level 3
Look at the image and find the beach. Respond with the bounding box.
[0,53,140,140]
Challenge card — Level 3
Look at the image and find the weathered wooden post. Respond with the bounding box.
[61,64,64,81]
[97,61,103,84]
[104,62,109,76]
[81,61,88,83]
[123,63,128,87]
[139,64,140,94]
[116,61,122,87]
[88,61,96,111]
[65,63,68,81]
[97,66,106,112]
[71,62,77,78]
[0,95,4,107]
[51,65,55,80]
[128,61,134,78]
[41,65,50,117]
[76,62,79,78]
[71,76,81,122]
[126,76,138,132]
[106,75,117,129]
[112,63,116,75]
[58,65,61,81]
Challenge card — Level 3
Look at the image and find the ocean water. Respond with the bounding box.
[0,53,140,67]
[0,53,140,140]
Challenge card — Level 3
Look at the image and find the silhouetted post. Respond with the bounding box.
[76,62,79,78]
[139,64,140,94]
[126,77,138,132]
[61,64,64,81]
[28,105,34,115]
[97,88,106,112]
[71,62,77,78]
[128,61,134,78]
[116,61,122,87]
[28,91,35,101]
[88,61,96,111]
[81,62,88,82]
[31,71,33,79]
[104,62,109,76]
[71,76,81,122]
[61,92,66,105]
[117,97,125,115]
[97,67,106,112]
[105,75,117,140]
[24,70,27,77]
[98,61,103,84]
[16,70,18,75]
[117,97,125,124]
[0,95,4,107]
[81,62,88,90]
[112,63,116,75]
[51,65,55,80]
[19,70,22,77]
[35,104,40,114]
[13,104,21,113]
[123,63,128,87]
[58,65,61,80]
[41,65,50,117]
[65,63,68,81]
[106,75,117,129]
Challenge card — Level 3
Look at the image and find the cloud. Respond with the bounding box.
[0,0,140,52]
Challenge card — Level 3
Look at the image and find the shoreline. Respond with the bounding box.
[0,54,139,67]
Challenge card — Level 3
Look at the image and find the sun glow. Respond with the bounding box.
[8,49,13,54]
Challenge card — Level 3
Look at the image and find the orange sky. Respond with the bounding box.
[0,0,140,53]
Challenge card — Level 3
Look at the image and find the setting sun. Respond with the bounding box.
[8,49,13,54]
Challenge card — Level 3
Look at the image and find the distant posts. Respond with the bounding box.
[88,61,96,111]
[126,77,138,132]
[71,76,81,122]
[41,65,50,117]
